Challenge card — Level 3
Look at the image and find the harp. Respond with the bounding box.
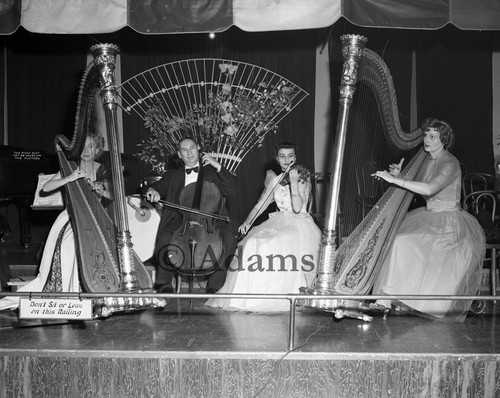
[299,35,426,319]
[55,44,165,317]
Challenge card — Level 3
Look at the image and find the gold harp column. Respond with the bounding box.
[91,44,138,292]
[304,35,367,301]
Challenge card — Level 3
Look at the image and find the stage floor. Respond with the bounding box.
[1,234,500,397]
[1,217,499,360]
[1,296,499,359]
[1,296,500,397]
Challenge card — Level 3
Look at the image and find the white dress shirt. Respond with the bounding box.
[184,163,200,186]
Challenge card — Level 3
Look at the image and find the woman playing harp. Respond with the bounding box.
[371,118,485,322]
[302,36,473,321]
[0,133,111,311]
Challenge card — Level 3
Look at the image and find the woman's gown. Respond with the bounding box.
[373,151,485,321]
[0,165,107,311]
[205,175,322,312]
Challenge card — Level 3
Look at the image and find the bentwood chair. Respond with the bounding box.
[462,190,500,305]
[462,173,495,201]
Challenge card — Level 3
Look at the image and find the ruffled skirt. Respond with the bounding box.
[205,211,321,312]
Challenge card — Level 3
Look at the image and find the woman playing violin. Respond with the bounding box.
[206,142,321,312]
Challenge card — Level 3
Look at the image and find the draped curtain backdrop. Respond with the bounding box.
[0,27,316,225]
[119,28,317,221]
[415,27,494,174]
[2,0,500,34]
[0,45,4,144]
[328,21,495,176]
[0,0,499,224]
[4,30,88,152]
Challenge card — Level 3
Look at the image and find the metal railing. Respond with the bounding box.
[2,291,497,350]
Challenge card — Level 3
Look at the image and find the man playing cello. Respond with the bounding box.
[145,137,238,294]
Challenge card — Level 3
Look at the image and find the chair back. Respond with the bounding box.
[355,162,382,198]
[355,162,385,218]
[462,189,497,240]
[462,173,495,200]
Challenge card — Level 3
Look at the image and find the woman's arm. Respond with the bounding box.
[289,169,308,213]
[239,183,276,235]
[42,169,87,193]
[85,164,114,200]
[373,159,458,196]
[88,179,113,200]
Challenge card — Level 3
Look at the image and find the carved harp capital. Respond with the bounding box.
[90,44,120,106]
[90,43,119,68]
[338,35,368,104]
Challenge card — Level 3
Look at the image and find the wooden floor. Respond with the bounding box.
[1,226,500,397]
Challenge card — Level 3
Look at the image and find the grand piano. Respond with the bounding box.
[0,145,58,247]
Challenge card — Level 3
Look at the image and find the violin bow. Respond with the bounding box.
[242,162,294,236]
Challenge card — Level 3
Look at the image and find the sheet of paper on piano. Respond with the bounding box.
[31,173,64,210]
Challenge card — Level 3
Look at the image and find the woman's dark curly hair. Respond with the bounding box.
[421,117,455,150]
[273,141,299,158]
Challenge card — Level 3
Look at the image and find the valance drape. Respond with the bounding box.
[2,0,500,35]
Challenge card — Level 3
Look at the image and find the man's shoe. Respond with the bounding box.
[154,284,174,294]
[206,288,218,294]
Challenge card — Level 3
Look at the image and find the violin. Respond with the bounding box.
[238,163,311,240]
[279,164,312,186]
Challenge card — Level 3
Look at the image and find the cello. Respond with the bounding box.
[167,166,227,278]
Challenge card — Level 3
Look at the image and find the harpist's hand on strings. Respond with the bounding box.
[66,168,88,183]
[388,158,404,177]
[89,180,105,196]
[371,170,394,183]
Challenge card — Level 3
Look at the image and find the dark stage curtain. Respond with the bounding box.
[328,21,494,183]
[415,26,495,175]
[2,29,88,152]
[0,44,4,144]
[0,27,317,226]
[116,27,317,224]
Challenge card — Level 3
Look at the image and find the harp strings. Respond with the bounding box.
[339,81,393,239]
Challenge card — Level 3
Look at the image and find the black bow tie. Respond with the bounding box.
[185,166,199,174]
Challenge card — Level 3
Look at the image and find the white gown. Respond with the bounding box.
[0,165,108,311]
[0,210,80,311]
[205,175,321,312]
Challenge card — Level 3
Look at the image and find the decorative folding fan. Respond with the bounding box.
[117,59,309,174]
